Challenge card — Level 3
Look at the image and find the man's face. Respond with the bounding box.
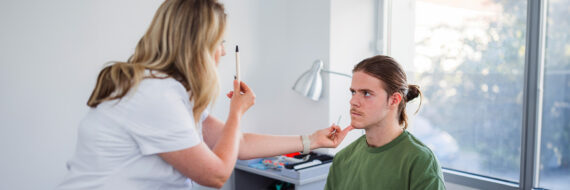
[349,71,392,129]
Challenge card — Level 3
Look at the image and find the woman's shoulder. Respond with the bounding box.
[139,76,184,90]
[99,77,192,114]
[137,77,188,98]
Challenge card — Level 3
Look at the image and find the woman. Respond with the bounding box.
[56,0,353,189]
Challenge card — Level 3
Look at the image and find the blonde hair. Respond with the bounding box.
[87,0,226,123]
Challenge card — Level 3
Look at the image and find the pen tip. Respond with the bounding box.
[235,45,239,52]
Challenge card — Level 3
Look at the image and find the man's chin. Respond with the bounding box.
[350,122,366,129]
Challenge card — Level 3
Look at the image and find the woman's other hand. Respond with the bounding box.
[309,125,354,149]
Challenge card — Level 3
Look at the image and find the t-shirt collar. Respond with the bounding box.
[363,130,409,153]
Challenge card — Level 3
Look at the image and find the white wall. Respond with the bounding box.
[327,0,378,154]
[215,0,332,137]
[0,1,162,189]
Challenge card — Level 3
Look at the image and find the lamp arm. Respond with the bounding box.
[321,70,352,78]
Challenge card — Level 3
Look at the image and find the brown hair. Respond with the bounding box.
[353,55,422,129]
[87,0,226,124]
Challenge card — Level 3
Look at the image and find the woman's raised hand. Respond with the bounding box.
[227,80,255,117]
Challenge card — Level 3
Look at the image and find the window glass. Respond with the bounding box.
[538,0,570,189]
[408,0,527,182]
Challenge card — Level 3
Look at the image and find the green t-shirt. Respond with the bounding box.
[325,131,445,190]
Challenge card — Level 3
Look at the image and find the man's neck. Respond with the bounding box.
[364,118,403,148]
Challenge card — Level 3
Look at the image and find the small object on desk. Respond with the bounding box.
[262,158,285,170]
[285,152,333,170]
[282,156,304,164]
[293,160,322,170]
[283,152,300,157]
[249,162,268,170]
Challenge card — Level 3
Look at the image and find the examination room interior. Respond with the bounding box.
[1,0,568,189]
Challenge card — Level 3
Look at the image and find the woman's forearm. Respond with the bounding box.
[211,113,242,170]
[237,133,311,160]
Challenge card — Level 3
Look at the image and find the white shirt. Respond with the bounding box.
[57,77,207,190]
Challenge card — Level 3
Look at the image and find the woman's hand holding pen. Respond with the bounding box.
[309,125,354,149]
[228,80,255,118]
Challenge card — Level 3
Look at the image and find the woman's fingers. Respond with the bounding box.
[239,81,250,93]
[230,81,252,96]
[229,80,256,116]
[233,79,240,94]
[341,126,354,135]
[329,125,354,144]
[327,125,340,138]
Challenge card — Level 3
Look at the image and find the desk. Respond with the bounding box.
[234,164,329,190]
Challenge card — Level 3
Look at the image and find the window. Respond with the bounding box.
[538,0,570,189]
[409,0,526,182]
[387,0,569,189]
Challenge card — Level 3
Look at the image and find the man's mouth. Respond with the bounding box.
[350,109,363,117]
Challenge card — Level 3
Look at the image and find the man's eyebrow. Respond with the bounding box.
[350,88,375,93]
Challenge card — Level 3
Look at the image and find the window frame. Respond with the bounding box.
[520,0,546,189]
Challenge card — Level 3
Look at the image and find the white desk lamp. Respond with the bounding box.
[292,59,352,101]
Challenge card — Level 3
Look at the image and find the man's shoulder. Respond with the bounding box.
[403,132,438,159]
[395,132,442,173]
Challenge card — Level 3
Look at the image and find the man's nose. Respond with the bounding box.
[350,96,359,107]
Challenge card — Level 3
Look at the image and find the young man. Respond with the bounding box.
[325,55,445,189]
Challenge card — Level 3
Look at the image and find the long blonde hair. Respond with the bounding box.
[87,0,226,123]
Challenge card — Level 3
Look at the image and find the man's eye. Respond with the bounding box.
[364,91,371,96]
[350,91,356,95]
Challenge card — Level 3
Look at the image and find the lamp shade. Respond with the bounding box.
[292,60,324,101]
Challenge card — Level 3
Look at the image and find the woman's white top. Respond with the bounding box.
[56,77,207,190]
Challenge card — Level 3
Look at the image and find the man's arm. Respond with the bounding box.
[202,115,353,160]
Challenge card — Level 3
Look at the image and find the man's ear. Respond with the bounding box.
[389,92,402,108]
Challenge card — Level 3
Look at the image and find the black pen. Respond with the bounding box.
[235,45,240,84]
